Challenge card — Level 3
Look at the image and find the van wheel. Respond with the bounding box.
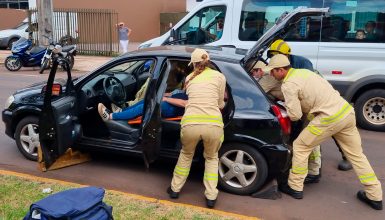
[218,143,268,195]
[355,89,385,131]
[15,116,39,161]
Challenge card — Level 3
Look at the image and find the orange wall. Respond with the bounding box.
[53,0,186,42]
[0,9,28,30]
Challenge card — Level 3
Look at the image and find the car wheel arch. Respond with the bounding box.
[344,75,385,102]
[11,109,41,136]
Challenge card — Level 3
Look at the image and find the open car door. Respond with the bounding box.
[139,59,170,168]
[39,59,82,169]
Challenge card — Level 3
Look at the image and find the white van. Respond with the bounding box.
[139,0,385,131]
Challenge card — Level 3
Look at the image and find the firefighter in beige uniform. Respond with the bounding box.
[251,61,321,183]
[168,48,226,209]
[264,54,382,210]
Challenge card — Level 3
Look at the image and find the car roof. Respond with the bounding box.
[121,45,248,64]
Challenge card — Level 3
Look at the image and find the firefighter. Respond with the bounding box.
[267,39,353,181]
[264,54,382,210]
[167,48,226,209]
[251,60,321,185]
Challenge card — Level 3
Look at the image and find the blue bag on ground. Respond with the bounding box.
[23,186,113,220]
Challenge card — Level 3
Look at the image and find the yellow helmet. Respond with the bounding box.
[268,39,291,57]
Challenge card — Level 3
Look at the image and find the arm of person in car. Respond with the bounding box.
[162,97,187,108]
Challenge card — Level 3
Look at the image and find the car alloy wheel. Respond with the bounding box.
[218,143,268,195]
[15,116,39,161]
[220,149,258,188]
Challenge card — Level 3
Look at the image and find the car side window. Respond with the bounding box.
[175,5,227,44]
[322,0,385,43]
[238,0,322,41]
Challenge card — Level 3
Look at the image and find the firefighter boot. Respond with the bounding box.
[278,183,303,199]
[167,186,179,199]
[357,190,383,210]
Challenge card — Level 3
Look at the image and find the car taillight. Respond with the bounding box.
[271,105,291,135]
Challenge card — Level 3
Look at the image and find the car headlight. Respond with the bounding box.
[138,43,152,49]
[4,95,15,109]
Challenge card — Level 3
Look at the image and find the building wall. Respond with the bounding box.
[0,9,28,30]
[53,0,186,42]
[0,0,186,42]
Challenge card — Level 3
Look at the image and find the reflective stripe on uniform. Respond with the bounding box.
[189,68,216,83]
[174,166,190,176]
[181,115,223,126]
[307,125,322,136]
[309,150,321,161]
[204,173,219,181]
[283,68,312,82]
[307,113,315,121]
[359,173,378,184]
[292,166,308,174]
[321,103,352,124]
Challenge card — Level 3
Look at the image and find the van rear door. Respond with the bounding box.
[242,7,329,71]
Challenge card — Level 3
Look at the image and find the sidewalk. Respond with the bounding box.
[0,42,142,72]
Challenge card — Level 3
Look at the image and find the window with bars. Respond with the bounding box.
[0,0,29,9]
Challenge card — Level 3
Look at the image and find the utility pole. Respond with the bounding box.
[37,0,53,46]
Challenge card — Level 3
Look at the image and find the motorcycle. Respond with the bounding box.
[4,37,46,72]
[39,39,77,74]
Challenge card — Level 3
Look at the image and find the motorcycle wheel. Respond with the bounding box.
[62,55,75,71]
[4,57,22,71]
[39,58,49,74]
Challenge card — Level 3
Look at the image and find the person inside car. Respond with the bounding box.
[205,14,224,41]
[111,60,154,112]
[98,89,188,121]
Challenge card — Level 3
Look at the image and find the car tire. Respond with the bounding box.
[15,116,39,161]
[7,37,19,49]
[218,143,268,195]
[4,56,22,71]
[355,89,385,131]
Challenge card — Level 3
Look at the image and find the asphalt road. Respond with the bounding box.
[0,66,384,220]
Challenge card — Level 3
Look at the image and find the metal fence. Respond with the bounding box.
[28,8,119,56]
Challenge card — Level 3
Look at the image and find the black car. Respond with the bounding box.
[2,8,328,195]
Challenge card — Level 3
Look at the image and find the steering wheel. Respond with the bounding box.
[103,76,126,106]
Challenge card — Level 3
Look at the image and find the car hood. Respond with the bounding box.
[242,7,329,71]
[14,78,68,95]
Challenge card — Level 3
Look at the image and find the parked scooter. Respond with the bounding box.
[4,37,46,71]
[39,39,77,74]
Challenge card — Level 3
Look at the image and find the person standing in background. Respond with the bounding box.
[116,22,132,54]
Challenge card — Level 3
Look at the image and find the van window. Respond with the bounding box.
[322,0,385,43]
[239,0,322,41]
[175,5,226,45]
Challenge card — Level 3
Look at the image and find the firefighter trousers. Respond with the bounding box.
[171,124,224,200]
[289,112,382,201]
